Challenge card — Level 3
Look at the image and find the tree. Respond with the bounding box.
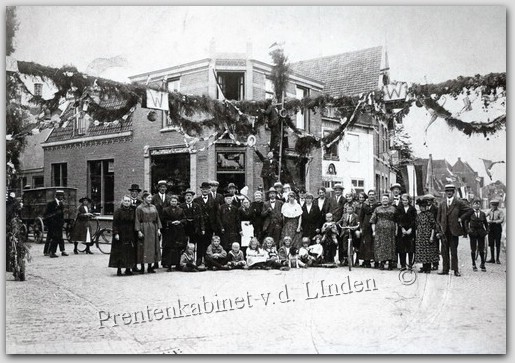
[6,6,19,56]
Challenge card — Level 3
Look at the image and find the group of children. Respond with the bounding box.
[178,233,332,272]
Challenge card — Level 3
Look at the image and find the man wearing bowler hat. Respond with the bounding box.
[262,187,284,245]
[436,184,472,276]
[43,189,67,258]
[128,184,142,210]
[180,189,204,246]
[194,182,219,267]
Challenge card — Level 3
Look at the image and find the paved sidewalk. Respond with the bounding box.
[6,238,506,354]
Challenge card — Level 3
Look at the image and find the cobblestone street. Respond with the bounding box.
[6,238,506,354]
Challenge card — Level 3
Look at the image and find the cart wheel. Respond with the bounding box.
[76,241,87,253]
[33,217,45,244]
[348,238,353,272]
[96,228,112,255]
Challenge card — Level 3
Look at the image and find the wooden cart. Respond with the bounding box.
[20,187,77,243]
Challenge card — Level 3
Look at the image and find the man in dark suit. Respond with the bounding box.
[262,187,284,245]
[329,183,345,225]
[151,180,170,267]
[436,184,472,277]
[180,189,205,247]
[464,199,489,272]
[209,180,224,207]
[151,180,170,220]
[194,182,219,267]
[128,184,143,210]
[301,193,322,240]
[254,148,279,191]
[43,190,67,258]
[217,193,242,251]
[390,183,402,207]
[315,187,331,218]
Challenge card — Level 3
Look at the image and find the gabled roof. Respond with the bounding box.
[290,46,383,97]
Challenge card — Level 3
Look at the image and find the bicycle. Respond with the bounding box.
[7,216,31,281]
[70,214,112,254]
[340,224,360,271]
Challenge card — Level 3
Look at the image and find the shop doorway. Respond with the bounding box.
[151,153,190,198]
[216,148,246,192]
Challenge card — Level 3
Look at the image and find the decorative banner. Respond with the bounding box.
[382,82,408,102]
[146,89,169,111]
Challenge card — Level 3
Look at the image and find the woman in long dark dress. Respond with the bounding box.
[414,198,439,273]
[161,195,186,272]
[109,195,137,276]
[358,190,380,267]
[396,193,417,270]
[71,197,94,255]
[370,194,398,270]
[249,191,265,243]
[135,191,162,274]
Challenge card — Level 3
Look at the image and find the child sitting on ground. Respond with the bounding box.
[227,242,247,269]
[308,235,324,265]
[288,246,306,268]
[246,237,270,270]
[262,237,283,269]
[278,236,293,271]
[299,237,316,266]
[205,235,230,271]
[179,243,207,272]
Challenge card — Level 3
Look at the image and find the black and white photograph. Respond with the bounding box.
[4,4,506,354]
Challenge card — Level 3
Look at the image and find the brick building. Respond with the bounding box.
[41,45,395,216]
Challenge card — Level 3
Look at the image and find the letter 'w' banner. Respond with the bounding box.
[146,89,169,111]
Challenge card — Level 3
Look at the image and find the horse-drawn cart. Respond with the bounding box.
[20,187,77,243]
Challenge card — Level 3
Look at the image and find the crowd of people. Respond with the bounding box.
[39,180,505,278]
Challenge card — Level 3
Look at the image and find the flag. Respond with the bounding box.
[212,68,225,101]
[481,158,505,180]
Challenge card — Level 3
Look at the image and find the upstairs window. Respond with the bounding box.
[323,130,339,160]
[167,78,180,93]
[52,163,67,187]
[217,72,245,101]
[296,86,309,130]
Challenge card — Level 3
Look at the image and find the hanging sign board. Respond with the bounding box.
[146,89,169,111]
[382,82,408,102]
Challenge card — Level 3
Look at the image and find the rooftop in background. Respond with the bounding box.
[290,46,386,97]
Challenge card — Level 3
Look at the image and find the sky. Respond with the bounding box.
[11,5,507,184]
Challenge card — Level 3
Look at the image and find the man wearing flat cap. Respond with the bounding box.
[329,184,345,222]
[436,184,472,276]
[486,199,504,264]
